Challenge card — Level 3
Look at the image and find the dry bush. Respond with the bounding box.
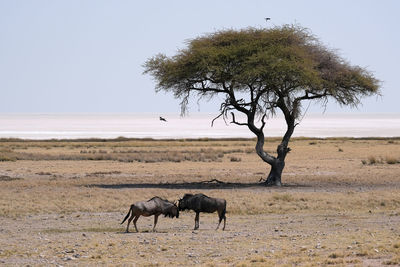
[328,252,344,258]
[0,175,21,181]
[368,156,378,164]
[0,154,16,162]
[324,258,344,265]
[384,257,400,265]
[0,148,17,161]
[36,171,52,175]
[362,155,399,165]
[385,156,399,164]
[230,156,242,162]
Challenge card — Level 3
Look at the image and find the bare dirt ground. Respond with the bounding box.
[0,138,400,266]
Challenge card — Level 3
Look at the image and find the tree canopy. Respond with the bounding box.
[144,25,380,186]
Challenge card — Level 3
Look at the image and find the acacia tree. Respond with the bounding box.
[144,25,380,186]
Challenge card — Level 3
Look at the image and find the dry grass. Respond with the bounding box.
[386,156,399,164]
[0,138,399,266]
[0,142,254,163]
[362,155,400,165]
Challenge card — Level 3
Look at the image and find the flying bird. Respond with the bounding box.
[159,116,167,122]
[265,17,271,22]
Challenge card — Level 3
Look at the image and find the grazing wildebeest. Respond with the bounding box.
[121,196,179,232]
[178,193,226,230]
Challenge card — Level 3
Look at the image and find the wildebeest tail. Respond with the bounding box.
[121,205,132,224]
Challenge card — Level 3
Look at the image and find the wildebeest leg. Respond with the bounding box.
[216,208,226,230]
[126,213,135,233]
[216,210,226,230]
[153,215,159,232]
[216,211,223,230]
[216,216,222,230]
[133,215,140,232]
[194,212,200,230]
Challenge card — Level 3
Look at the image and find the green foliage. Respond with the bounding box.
[144,25,380,118]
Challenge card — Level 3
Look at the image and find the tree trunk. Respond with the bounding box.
[245,107,294,187]
[264,160,285,186]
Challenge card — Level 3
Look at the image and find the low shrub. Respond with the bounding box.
[368,156,378,164]
[362,156,398,165]
[0,154,16,162]
[386,156,399,164]
[230,156,242,162]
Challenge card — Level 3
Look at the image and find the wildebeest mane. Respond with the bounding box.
[164,207,176,218]
[182,193,193,199]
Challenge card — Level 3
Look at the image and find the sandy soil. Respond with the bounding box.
[0,138,399,266]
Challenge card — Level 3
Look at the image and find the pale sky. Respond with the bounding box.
[1,0,399,114]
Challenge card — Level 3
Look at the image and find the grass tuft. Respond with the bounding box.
[0,154,16,161]
[368,156,378,165]
[355,250,369,257]
[385,156,399,164]
[230,156,242,162]
[250,256,267,263]
[0,175,21,181]
[328,252,344,258]
[383,257,400,265]
[362,155,399,165]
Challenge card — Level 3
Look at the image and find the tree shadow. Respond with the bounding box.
[85,179,309,190]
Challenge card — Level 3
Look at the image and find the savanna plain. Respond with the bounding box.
[0,137,400,266]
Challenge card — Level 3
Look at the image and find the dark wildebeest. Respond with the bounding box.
[178,193,226,230]
[121,197,179,232]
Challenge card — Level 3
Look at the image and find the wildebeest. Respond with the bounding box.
[178,193,226,230]
[121,196,179,232]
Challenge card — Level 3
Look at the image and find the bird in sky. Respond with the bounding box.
[159,116,167,122]
[265,17,271,22]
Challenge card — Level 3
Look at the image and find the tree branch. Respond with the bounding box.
[230,112,248,126]
[294,90,331,102]
[187,86,225,94]
[260,114,267,131]
[211,113,223,127]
